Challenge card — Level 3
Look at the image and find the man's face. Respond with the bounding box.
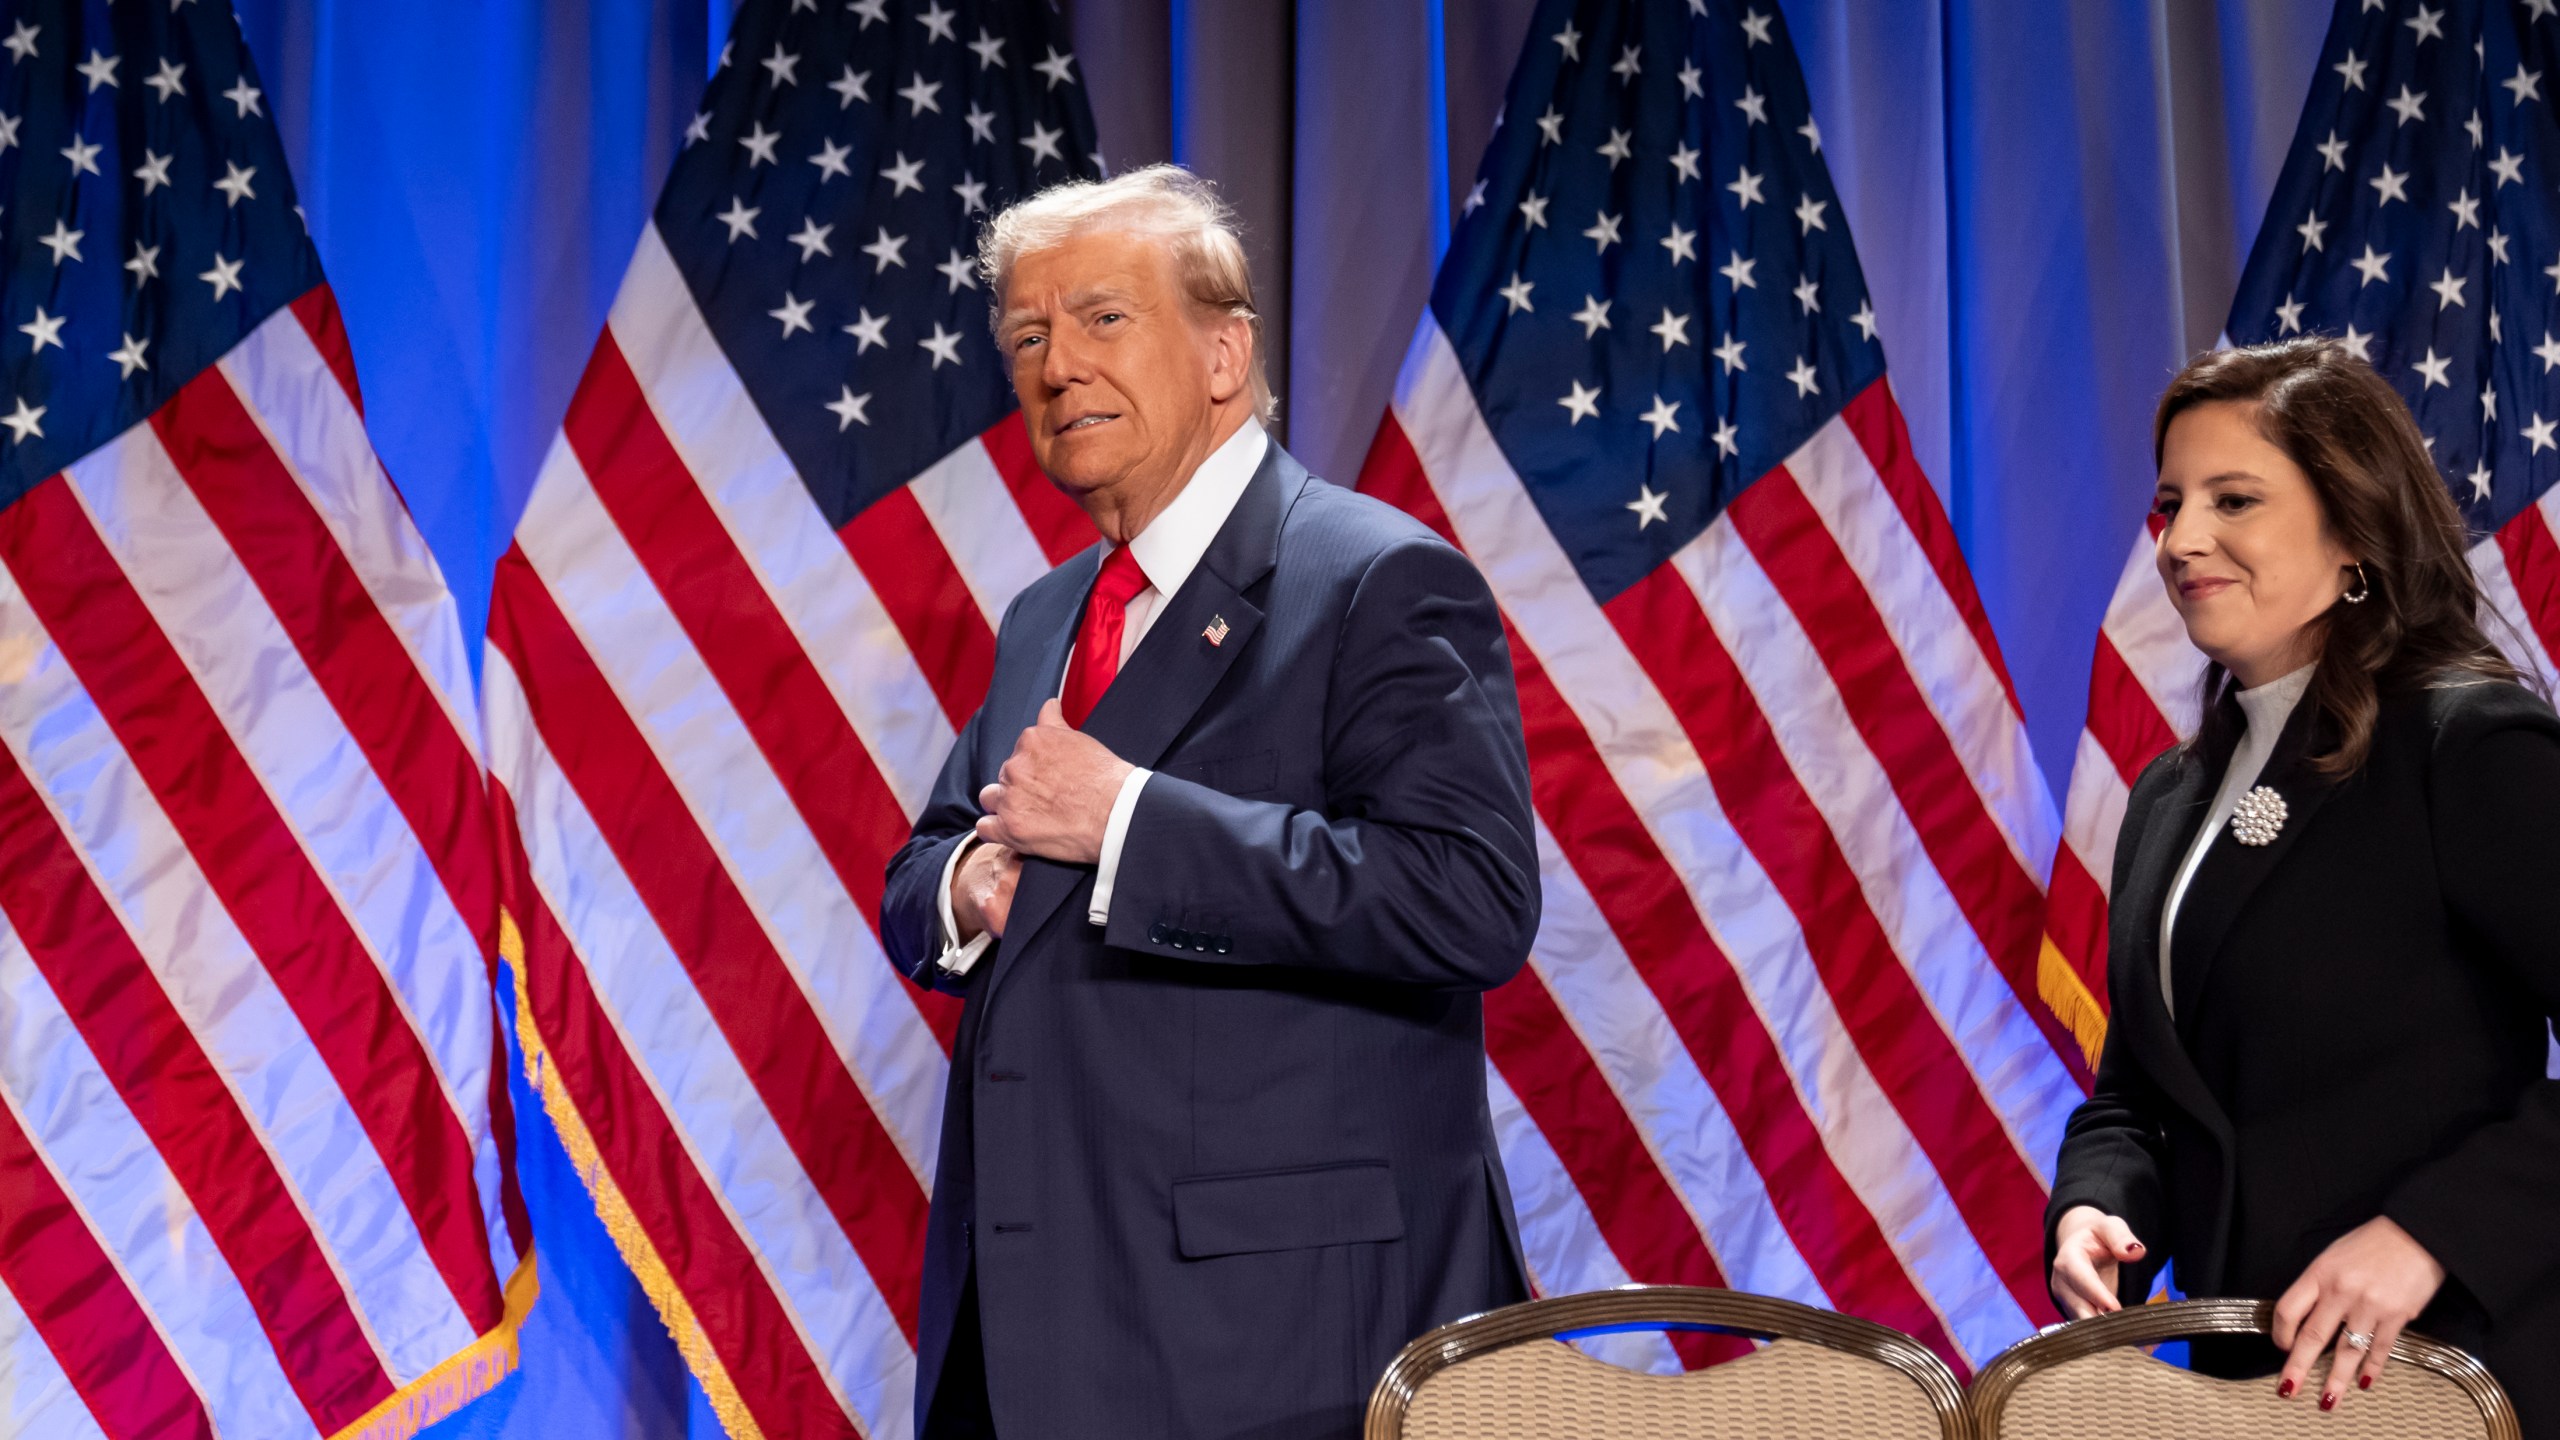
[999,229,1227,501]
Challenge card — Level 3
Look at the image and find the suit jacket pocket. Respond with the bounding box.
[1172,1160,1404,1259]
[1159,748,1278,796]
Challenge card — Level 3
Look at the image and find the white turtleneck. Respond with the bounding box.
[2157,663,2315,1016]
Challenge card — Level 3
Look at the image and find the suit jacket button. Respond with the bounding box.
[1149,922,1169,944]
[1173,928,1194,949]
[1213,935,1232,954]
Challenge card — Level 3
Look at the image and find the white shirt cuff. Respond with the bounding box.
[1087,767,1152,925]
[935,836,996,977]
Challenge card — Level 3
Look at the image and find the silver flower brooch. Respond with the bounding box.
[2230,785,2288,847]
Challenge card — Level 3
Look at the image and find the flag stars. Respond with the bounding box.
[1627,483,1670,526]
[851,0,887,23]
[2468,460,2494,502]
[1462,179,1486,213]
[2,22,34,63]
[1552,20,1582,60]
[969,27,1008,68]
[224,76,262,117]
[955,173,988,214]
[1798,116,1823,152]
[830,65,871,107]
[2508,66,2543,105]
[2530,413,2558,454]
[881,151,927,196]
[1661,222,1698,264]
[1519,193,1550,229]
[920,323,965,368]
[1650,306,1691,351]
[1640,395,1681,439]
[1034,47,1077,88]
[0,114,17,151]
[2429,266,2467,309]
[2351,244,2391,286]
[2385,85,2426,125]
[1728,166,1765,208]
[1022,121,1066,164]
[1740,8,1774,44]
[1678,61,1703,99]
[145,58,184,101]
[39,220,80,264]
[1719,250,1757,289]
[75,48,116,91]
[825,386,872,430]
[1598,127,1633,168]
[1582,210,1623,253]
[717,197,760,240]
[1713,332,1746,372]
[966,104,998,144]
[1669,142,1701,182]
[739,123,780,166]
[59,133,99,177]
[1735,86,1768,124]
[1571,295,1611,338]
[200,253,244,299]
[2467,109,2485,147]
[2492,309,2504,344]
[811,137,853,180]
[1851,299,1878,341]
[2,399,42,442]
[2449,188,2480,229]
[862,227,908,271]
[1787,356,1821,397]
[2491,147,2526,187]
[2491,228,2512,264]
[787,218,833,261]
[899,74,942,115]
[1499,273,1535,314]
[2316,131,2349,171]
[1793,275,1821,313]
[214,161,257,207]
[1713,416,1740,458]
[845,307,889,351]
[107,333,147,379]
[1559,379,1601,425]
[2336,50,2368,90]
[1534,106,1565,145]
[917,2,958,42]
[2483,383,2498,423]
[17,306,62,352]
[1795,195,1828,234]
[769,292,815,337]
[2537,333,2560,372]
[2405,4,2444,43]
[683,111,710,145]
[1611,44,1641,81]
[2413,348,2452,388]
[2340,324,2374,361]
[2369,164,2408,205]
[2275,295,2304,333]
[938,247,978,293]
[761,43,800,87]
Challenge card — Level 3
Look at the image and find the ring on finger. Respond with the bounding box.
[2342,1330,2375,1352]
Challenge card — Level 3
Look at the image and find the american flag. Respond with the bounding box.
[480,0,1096,1434]
[0,4,528,1439]
[1353,0,2082,1374]
[2044,0,2560,1067]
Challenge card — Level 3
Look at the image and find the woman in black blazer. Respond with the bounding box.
[2048,338,2560,1434]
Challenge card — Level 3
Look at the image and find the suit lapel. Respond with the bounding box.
[2110,749,2233,1139]
[991,446,1301,970]
[2168,700,2344,1027]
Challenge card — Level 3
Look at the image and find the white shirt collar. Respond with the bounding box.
[2236,662,2316,736]
[1122,419,1268,601]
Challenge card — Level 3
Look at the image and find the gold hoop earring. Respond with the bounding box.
[2342,562,2371,605]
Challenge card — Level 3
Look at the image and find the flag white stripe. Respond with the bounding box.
[512,444,946,1180]
[2471,533,2558,684]
[2099,536,2204,733]
[2060,730,2134,898]
[0,1276,112,1440]
[907,436,1058,632]
[59,428,495,1138]
[215,313,484,764]
[0,562,471,1377]
[608,227,956,813]
[1785,422,2058,873]
[1392,318,2017,1363]
[1683,512,2076,1182]
[483,650,908,1437]
[1528,816,1832,1310]
[1484,1066,1685,1377]
[0,929,310,1438]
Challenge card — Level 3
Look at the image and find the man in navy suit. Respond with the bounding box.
[880,164,1540,1440]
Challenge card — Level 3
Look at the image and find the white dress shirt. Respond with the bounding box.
[2156,662,2314,1015]
[934,419,1272,975]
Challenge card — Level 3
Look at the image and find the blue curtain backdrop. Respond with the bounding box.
[214,2,2333,1434]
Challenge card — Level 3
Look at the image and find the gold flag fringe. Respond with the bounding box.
[323,1201,541,1440]
[2036,934,2109,1070]
[499,909,769,1440]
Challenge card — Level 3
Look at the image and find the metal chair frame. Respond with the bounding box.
[1363,1284,1974,1440]
[1969,1298,2521,1440]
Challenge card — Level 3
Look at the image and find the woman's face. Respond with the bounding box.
[2153,399,2358,688]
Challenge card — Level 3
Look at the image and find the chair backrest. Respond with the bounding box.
[1364,1285,1971,1440]
[1970,1298,2520,1440]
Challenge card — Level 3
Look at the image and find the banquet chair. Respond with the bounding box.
[1363,1285,1971,1440]
[1970,1298,2518,1440]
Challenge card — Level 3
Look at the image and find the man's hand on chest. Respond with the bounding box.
[976,698,1140,865]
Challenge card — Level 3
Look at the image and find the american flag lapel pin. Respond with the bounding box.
[1203,615,1230,647]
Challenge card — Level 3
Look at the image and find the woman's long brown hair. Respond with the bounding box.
[2153,337,2528,776]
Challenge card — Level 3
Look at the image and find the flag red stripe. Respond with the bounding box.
[2496,508,2560,670]
[486,551,927,1343]
[558,335,960,1051]
[1356,416,1962,1362]
[1726,470,2085,1085]
[149,368,500,961]
[979,411,1095,565]
[0,1091,216,1440]
[838,485,997,731]
[0,476,505,1333]
[1839,384,2021,712]
[1602,565,2057,1327]
[489,780,855,1439]
[2044,845,2111,1011]
[1484,971,1751,1369]
[288,287,365,419]
[0,742,394,1431]
[2084,634,2181,788]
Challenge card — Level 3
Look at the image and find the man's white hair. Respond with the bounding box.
[979,163,1277,425]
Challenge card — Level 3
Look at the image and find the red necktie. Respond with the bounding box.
[1060,545,1149,728]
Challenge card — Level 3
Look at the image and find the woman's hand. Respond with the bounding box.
[2271,1216,2445,1409]
[2050,1205,2146,1319]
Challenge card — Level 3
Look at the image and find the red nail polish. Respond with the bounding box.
[2127,1242,2144,1254]
[2278,1380,2297,1399]
[2321,1394,2338,1412]
[2360,1375,2373,1391]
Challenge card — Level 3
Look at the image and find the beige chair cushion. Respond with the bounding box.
[1995,1349,2491,1440]
[1402,1336,1945,1440]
